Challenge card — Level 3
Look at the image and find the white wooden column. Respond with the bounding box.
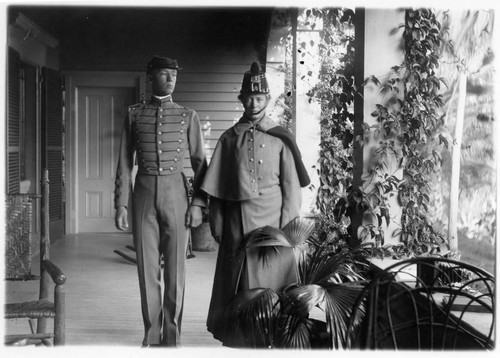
[267,9,321,216]
[294,21,321,216]
[363,9,405,245]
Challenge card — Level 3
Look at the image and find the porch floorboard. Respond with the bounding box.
[4,233,223,348]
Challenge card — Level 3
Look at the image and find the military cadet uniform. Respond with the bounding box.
[115,57,207,346]
[201,62,310,343]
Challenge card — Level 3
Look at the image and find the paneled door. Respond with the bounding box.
[76,86,136,232]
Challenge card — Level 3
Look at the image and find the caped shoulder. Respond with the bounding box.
[221,126,238,139]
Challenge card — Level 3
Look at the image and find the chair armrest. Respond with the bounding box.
[41,259,66,286]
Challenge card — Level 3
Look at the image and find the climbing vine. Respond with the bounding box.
[307,8,449,258]
[363,8,449,256]
[304,8,357,244]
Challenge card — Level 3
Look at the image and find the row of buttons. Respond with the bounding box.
[130,105,188,175]
[138,148,183,153]
[145,166,177,172]
[158,108,188,117]
[155,109,185,168]
[156,108,184,173]
[157,149,183,153]
[156,108,184,174]
[248,127,264,195]
[157,138,185,144]
[136,138,185,145]
[249,140,266,148]
[157,129,185,134]
[158,120,186,126]
[158,167,177,172]
[157,111,186,162]
[142,156,181,163]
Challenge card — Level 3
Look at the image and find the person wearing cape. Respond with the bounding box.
[201,62,310,343]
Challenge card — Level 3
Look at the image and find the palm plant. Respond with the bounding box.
[223,217,368,349]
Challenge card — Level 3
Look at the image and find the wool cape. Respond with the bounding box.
[201,115,309,202]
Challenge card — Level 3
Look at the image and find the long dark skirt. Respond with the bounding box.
[206,201,299,345]
[206,201,245,342]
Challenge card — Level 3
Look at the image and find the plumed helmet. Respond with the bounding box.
[147,56,182,73]
[240,62,270,96]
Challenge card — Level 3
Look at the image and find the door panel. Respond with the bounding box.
[77,86,135,232]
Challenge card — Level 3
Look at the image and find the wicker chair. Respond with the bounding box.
[346,256,495,350]
[4,169,66,346]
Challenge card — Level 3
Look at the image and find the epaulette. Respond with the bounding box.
[128,103,144,112]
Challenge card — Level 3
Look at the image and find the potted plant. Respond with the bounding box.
[222,216,369,349]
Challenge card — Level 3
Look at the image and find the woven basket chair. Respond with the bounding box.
[345,256,495,350]
[4,169,66,346]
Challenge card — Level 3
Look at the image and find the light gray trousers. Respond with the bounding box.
[132,173,189,346]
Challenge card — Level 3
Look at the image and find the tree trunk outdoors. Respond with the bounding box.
[447,72,467,253]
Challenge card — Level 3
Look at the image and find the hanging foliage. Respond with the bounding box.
[368,8,448,256]
[305,8,357,244]
[307,8,450,258]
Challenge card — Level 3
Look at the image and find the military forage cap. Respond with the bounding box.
[240,62,270,95]
[147,56,182,73]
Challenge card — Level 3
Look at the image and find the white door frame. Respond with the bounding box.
[64,71,145,234]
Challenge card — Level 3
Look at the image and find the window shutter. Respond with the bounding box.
[44,68,63,221]
[7,47,20,194]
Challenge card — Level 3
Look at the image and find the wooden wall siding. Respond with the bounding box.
[45,68,63,221]
[173,62,251,178]
[7,47,21,194]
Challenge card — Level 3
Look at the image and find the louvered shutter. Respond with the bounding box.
[44,68,63,221]
[7,47,20,194]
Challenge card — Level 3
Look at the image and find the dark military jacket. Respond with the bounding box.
[115,95,207,208]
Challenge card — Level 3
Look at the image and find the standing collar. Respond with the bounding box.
[150,95,173,106]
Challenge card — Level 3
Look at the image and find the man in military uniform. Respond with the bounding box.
[114,56,207,347]
[201,62,310,343]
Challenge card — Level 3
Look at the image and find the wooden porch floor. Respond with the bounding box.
[4,233,224,348]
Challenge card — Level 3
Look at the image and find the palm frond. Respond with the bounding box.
[341,263,367,282]
[275,286,325,348]
[282,284,325,317]
[305,235,324,248]
[254,246,282,269]
[321,282,366,349]
[224,288,280,348]
[275,314,316,349]
[282,217,317,247]
[243,226,294,269]
[243,226,292,249]
[299,245,358,285]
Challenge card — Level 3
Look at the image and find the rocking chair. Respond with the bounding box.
[4,169,66,346]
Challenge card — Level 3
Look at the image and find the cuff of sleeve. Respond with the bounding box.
[115,198,129,209]
[191,197,207,208]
